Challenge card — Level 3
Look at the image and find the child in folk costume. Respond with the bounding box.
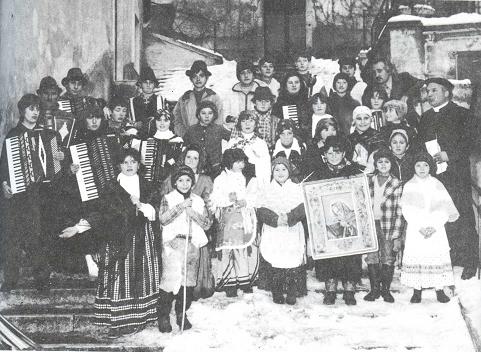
[211,148,259,297]
[92,149,162,337]
[257,157,306,305]
[400,151,459,303]
[364,149,403,303]
[157,165,212,332]
[272,119,305,183]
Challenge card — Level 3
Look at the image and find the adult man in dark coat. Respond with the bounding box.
[417,77,479,280]
[362,58,420,106]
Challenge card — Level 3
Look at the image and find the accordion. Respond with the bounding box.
[58,97,90,115]
[140,138,183,183]
[70,137,117,202]
[5,129,62,194]
[371,110,385,131]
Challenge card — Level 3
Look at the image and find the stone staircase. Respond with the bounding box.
[0,273,161,351]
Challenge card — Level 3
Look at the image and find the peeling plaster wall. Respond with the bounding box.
[389,27,425,78]
[0,0,115,147]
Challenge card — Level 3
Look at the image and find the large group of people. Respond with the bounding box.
[0,51,479,338]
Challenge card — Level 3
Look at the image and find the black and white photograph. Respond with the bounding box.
[0,0,480,351]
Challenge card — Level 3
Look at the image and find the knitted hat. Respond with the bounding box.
[352,105,372,120]
[252,86,275,103]
[37,76,62,95]
[413,151,437,176]
[424,77,454,92]
[154,108,173,121]
[186,60,212,78]
[276,118,298,137]
[373,147,396,167]
[271,156,293,176]
[236,61,254,80]
[136,66,159,87]
[171,165,196,187]
[18,94,40,115]
[389,128,410,145]
[62,68,88,87]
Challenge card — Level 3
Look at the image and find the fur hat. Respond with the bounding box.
[18,94,40,115]
[136,66,159,87]
[185,60,211,78]
[424,77,454,92]
[271,156,293,176]
[236,61,254,80]
[413,151,437,176]
[252,86,275,103]
[171,165,196,187]
[62,68,88,87]
[37,76,62,95]
[276,118,298,137]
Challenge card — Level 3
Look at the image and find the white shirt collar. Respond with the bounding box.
[154,129,175,139]
[432,101,449,112]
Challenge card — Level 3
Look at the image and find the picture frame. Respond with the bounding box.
[302,173,378,260]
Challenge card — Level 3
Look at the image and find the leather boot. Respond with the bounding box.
[175,286,194,330]
[410,289,422,303]
[271,269,285,304]
[157,290,173,333]
[323,279,337,305]
[364,264,380,301]
[380,264,395,303]
[342,281,357,305]
[436,290,450,303]
[285,269,298,305]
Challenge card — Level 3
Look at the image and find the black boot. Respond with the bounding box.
[225,286,237,297]
[436,290,450,303]
[323,279,337,305]
[285,269,298,305]
[380,264,395,303]
[410,289,422,303]
[461,266,477,280]
[175,286,194,330]
[342,281,357,305]
[271,269,285,304]
[157,290,173,333]
[364,264,380,301]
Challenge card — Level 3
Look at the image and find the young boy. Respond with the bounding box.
[106,96,138,147]
[338,56,367,104]
[130,66,166,134]
[224,61,263,123]
[255,56,280,99]
[293,49,317,97]
[328,73,360,135]
[173,60,224,137]
[0,94,53,292]
[365,149,403,303]
[183,101,231,178]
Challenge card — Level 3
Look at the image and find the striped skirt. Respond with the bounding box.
[94,222,162,330]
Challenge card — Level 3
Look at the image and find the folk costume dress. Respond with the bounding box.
[400,174,459,289]
[211,170,259,291]
[94,174,162,331]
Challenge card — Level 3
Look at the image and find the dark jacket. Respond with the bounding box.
[272,93,310,143]
[328,92,359,135]
[362,72,420,106]
[391,152,415,183]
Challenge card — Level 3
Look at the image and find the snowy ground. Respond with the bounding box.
[117,267,478,352]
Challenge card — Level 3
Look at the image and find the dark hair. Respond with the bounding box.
[117,148,141,166]
[323,135,348,154]
[196,101,218,122]
[313,118,338,143]
[17,94,40,119]
[413,151,437,176]
[308,92,332,116]
[259,55,276,67]
[278,70,308,100]
[292,48,312,62]
[222,148,247,170]
[332,72,350,89]
[367,87,389,109]
[108,95,129,110]
[180,144,206,174]
[236,110,258,131]
[373,148,396,173]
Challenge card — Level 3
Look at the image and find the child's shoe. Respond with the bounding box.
[436,290,450,303]
[158,316,172,333]
[272,292,285,304]
[176,313,192,330]
[241,285,253,294]
[410,289,422,303]
[225,286,237,297]
[323,292,336,305]
[343,291,357,305]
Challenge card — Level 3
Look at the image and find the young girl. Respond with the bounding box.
[257,157,306,305]
[302,118,338,178]
[389,129,415,182]
[309,92,333,139]
[400,151,459,303]
[380,100,417,144]
[157,165,211,332]
[272,119,305,183]
[211,148,258,297]
[348,106,385,169]
[365,149,403,303]
[183,101,231,178]
[93,148,162,337]
[366,87,388,130]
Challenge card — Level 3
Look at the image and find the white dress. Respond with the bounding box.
[400,175,459,289]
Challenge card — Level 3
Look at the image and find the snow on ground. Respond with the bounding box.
[119,269,476,352]
[389,13,481,26]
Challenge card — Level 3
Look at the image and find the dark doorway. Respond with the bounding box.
[456,51,481,115]
[264,0,306,63]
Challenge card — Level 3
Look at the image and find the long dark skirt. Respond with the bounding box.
[94,223,161,331]
[315,254,362,283]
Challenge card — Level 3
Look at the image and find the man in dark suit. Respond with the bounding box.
[417,77,479,280]
[362,58,420,106]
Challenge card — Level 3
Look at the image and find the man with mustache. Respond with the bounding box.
[362,58,420,106]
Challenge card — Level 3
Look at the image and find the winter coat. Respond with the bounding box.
[361,72,420,106]
[272,138,305,183]
[172,88,224,137]
[328,92,360,135]
[223,81,263,119]
[272,92,310,143]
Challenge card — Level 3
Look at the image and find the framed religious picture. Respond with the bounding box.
[302,174,378,260]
